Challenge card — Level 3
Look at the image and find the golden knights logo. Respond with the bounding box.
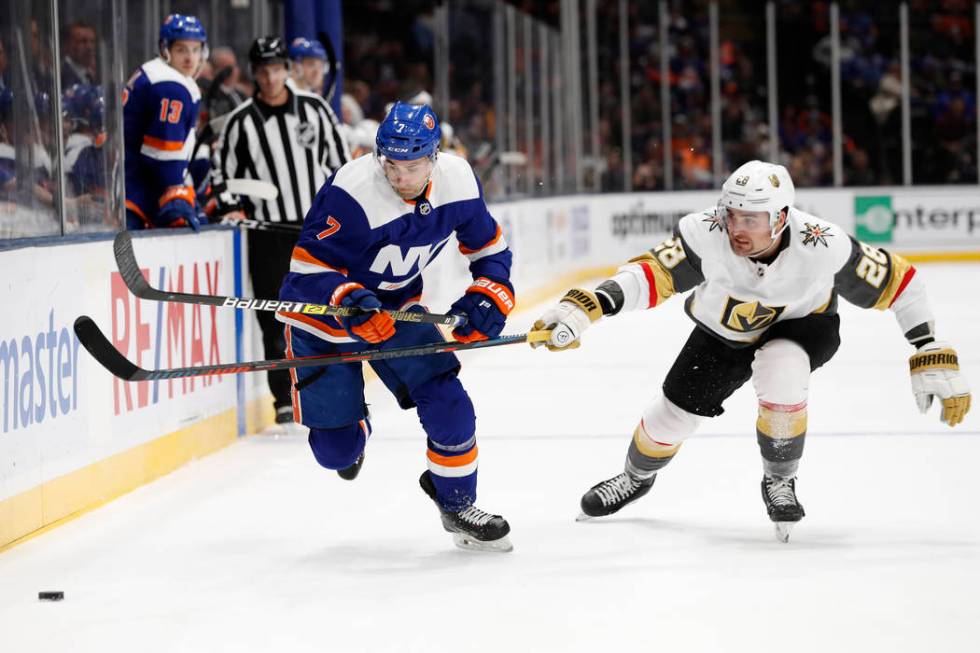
[722,297,785,332]
[800,222,833,247]
[702,210,724,233]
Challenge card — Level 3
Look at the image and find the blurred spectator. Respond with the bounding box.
[340,92,364,126]
[0,37,7,90]
[62,83,106,196]
[31,19,55,93]
[601,146,625,191]
[61,21,97,87]
[0,87,13,194]
[206,46,248,119]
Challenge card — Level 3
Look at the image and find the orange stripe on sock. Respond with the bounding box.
[426,446,478,467]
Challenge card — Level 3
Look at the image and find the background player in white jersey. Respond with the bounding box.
[276,102,515,551]
[123,14,207,231]
[534,160,972,542]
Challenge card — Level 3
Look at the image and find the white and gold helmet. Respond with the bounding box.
[718,160,795,237]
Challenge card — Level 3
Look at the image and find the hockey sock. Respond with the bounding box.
[626,420,681,479]
[757,400,807,478]
[426,436,478,511]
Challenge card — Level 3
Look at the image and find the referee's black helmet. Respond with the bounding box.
[248,36,289,69]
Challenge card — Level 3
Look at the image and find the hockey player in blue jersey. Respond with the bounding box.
[123,14,207,231]
[276,102,515,551]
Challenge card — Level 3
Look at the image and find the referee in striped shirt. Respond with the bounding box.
[212,35,350,431]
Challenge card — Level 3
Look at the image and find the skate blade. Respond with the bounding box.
[575,512,595,522]
[773,522,795,543]
[451,532,513,553]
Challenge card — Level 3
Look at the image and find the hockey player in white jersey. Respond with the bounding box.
[534,160,972,542]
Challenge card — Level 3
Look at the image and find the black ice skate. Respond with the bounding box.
[578,471,656,520]
[761,475,805,543]
[419,472,512,552]
[337,452,364,481]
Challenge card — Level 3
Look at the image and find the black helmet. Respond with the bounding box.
[248,36,289,69]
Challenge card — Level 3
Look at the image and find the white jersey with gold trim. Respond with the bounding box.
[602,206,933,346]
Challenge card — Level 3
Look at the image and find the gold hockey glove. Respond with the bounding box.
[909,342,972,427]
[532,288,603,352]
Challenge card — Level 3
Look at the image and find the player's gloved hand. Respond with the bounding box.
[331,283,396,344]
[207,180,243,219]
[532,288,603,352]
[909,341,972,427]
[157,186,201,232]
[449,277,515,343]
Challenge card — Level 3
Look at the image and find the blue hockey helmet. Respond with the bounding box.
[159,14,208,72]
[375,102,441,161]
[63,84,105,129]
[159,14,208,47]
[288,37,326,61]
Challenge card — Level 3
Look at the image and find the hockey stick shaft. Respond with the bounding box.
[74,315,549,381]
[113,231,466,328]
[232,218,301,234]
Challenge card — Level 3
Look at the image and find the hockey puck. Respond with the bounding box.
[38,591,64,601]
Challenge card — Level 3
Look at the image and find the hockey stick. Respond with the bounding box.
[226,178,278,201]
[229,218,302,234]
[74,315,549,381]
[113,231,467,328]
[317,31,339,104]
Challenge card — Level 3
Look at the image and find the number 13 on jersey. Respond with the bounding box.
[159,98,183,124]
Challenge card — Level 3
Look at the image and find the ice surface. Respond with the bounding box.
[1,264,978,652]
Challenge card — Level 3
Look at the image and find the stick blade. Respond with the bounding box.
[74,316,144,381]
[226,178,279,201]
[112,231,158,300]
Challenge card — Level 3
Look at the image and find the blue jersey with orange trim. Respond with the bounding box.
[123,57,200,228]
[277,152,512,343]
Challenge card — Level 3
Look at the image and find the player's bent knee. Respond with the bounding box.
[639,394,702,446]
[752,339,810,406]
[308,422,368,470]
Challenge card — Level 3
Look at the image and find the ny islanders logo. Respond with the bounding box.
[721,297,785,332]
[423,114,435,130]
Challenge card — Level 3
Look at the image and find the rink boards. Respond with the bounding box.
[1,184,979,550]
[0,230,272,548]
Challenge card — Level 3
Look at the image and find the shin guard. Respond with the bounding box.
[756,401,807,478]
[626,395,701,479]
[412,371,478,511]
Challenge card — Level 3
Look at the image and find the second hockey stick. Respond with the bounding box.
[74,315,549,381]
[230,218,302,234]
[113,231,467,328]
[226,178,279,201]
